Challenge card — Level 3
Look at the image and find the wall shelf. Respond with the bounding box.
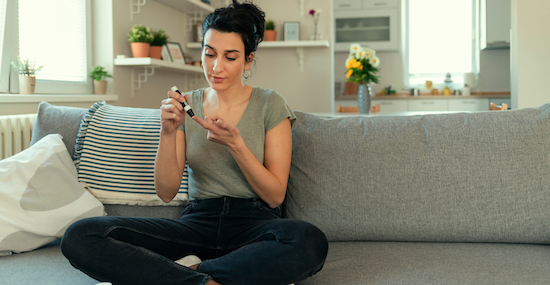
[186,40,330,49]
[152,0,214,13]
[114,57,203,97]
[186,40,330,72]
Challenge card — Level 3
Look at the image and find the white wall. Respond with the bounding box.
[244,0,333,112]
[511,0,550,109]
[99,0,333,113]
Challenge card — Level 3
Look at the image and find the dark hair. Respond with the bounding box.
[201,0,265,62]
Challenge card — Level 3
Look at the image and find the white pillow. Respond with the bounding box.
[0,134,105,256]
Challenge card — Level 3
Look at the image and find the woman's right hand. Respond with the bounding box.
[160,90,189,134]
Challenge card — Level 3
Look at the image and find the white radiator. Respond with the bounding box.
[0,114,37,160]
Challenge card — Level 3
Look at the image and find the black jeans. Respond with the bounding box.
[61,197,328,285]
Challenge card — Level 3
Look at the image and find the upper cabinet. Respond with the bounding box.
[333,0,399,52]
[480,0,511,49]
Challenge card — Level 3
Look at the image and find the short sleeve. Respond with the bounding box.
[265,91,296,132]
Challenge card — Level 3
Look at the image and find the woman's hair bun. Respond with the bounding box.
[201,0,266,59]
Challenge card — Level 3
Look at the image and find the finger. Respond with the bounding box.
[161,102,183,113]
[192,116,211,129]
[160,110,180,121]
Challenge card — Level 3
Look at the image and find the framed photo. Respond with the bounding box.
[161,44,172,62]
[284,22,300,41]
[166,42,186,64]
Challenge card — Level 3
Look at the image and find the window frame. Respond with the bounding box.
[401,0,479,89]
[0,0,13,93]
[2,0,93,94]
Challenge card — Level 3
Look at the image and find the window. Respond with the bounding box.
[403,0,478,89]
[0,0,91,94]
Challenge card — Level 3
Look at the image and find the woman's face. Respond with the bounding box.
[201,29,253,92]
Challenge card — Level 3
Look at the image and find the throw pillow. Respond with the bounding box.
[74,102,189,206]
[30,101,87,158]
[0,134,105,256]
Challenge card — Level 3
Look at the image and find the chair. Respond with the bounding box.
[489,102,508,111]
[336,104,380,113]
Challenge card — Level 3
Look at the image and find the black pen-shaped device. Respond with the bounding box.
[171,86,195,117]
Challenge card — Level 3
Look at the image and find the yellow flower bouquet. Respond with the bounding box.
[345,43,380,85]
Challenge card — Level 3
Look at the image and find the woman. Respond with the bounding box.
[61,1,328,284]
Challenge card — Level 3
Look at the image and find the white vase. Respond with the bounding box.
[94,80,107,95]
[19,76,36,94]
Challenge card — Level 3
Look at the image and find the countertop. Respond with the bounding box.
[335,92,511,100]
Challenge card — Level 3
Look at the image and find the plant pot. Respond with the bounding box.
[264,30,277,41]
[131,42,150,58]
[19,76,36,94]
[94,80,107,95]
[149,45,163,59]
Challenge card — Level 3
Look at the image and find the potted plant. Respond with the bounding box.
[128,25,154,58]
[10,57,44,94]
[264,19,276,41]
[149,29,170,60]
[345,44,380,114]
[89,66,113,95]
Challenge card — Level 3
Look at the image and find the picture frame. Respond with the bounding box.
[284,22,300,41]
[161,44,172,62]
[166,42,186,64]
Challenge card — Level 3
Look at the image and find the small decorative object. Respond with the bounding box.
[309,9,321,40]
[425,80,433,90]
[89,66,113,95]
[345,43,380,114]
[161,45,172,62]
[194,21,203,43]
[166,42,186,64]
[10,57,44,95]
[149,29,169,60]
[264,19,277,41]
[462,84,471,96]
[128,24,153,58]
[284,22,300,41]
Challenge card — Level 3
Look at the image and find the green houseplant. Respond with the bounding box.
[89,66,113,95]
[264,19,276,41]
[149,29,170,60]
[128,25,154,58]
[11,57,44,94]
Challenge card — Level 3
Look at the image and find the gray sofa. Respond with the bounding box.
[2,101,550,285]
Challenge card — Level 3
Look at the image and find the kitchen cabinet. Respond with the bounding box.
[372,99,407,112]
[408,100,447,112]
[334,0,399,51]
[448,98,489,111]
[480,0,511,49]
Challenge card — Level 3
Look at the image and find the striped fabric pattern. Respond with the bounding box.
[74,102,188,205]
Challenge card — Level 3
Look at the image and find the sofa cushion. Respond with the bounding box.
[74,101,188,206]
[287,105,550,243]
[298,242,550,285]
[30,101,87,158]
[0,134,104,256]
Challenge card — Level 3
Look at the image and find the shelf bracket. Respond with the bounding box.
[131,66,156,97]
[296,47,304,72]
[131,0,147,21]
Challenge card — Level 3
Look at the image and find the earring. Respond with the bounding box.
[243,69,251,80]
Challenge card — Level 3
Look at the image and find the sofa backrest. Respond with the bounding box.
[286,105,550,244]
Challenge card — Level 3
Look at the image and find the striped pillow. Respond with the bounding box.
[73,101,188,205]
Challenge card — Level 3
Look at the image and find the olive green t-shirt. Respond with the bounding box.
[178,87,296,200]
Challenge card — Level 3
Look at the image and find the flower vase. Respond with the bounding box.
[357,84,372,114]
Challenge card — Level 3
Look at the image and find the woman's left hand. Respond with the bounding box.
[192,115,242,149]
